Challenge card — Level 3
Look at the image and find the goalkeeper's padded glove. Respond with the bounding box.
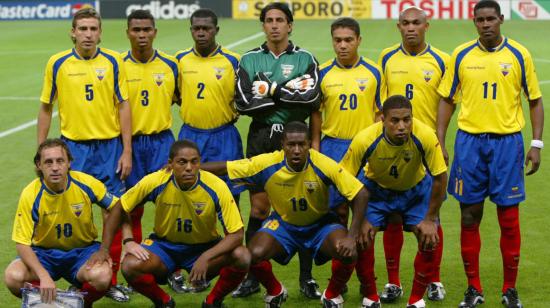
[252,72,277,97]
[285,74,314,90]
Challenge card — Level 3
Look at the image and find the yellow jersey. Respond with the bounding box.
[437,37,542,134]
[175,46,240,129]
[318,57,386,139]
[40,48,129,140]
[341,119,447,191]
[12,171,118,250]
[121,169,243,244]
[228,150,363,226]
[379,44,449,130]
[122,50,178,135]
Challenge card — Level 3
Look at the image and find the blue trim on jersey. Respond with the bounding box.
[98,50,124,103]
[449,42,478,99]
[319,59,337,83]
[50,52,74,103]
[123,51,136,63]
[233,160,285,188]
[218,49,239,72]
[176,49,193,61]
[99,192,114,208]
[427,46,446,76]
[308,157,334,187]
[410,134,430,175]
[358,59,383,110]
[198,180,228,233]
[381,46,401,71]
[504,43,529,98]
[32,186,45,223]
[156,50,179,87]
[70,175,99,205]
[146,176,172,203]
[360,133,385,176]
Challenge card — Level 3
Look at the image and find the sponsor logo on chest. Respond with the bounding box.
[281,64,294,78]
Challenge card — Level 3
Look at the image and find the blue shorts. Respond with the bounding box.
[142,234,220,284]
[127,130,175,188]
[448,130,525,206]
[28,242,100,287]
[258,213,344,266]
[362,175,432,229]
[178,123,245,195]
[62,136,125,197]
[321,136,353,208]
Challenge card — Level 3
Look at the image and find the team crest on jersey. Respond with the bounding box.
[192,202,207,215]
[356,78,368,91]
[304,181,318,193]
[499,62,512,76]
[423,69,434,82]
[95,68,106,81]
[213,67,225,80]
[153,73,165,86]
[403,150,413,163]
[71,203,84,217]
[281,64,294,78]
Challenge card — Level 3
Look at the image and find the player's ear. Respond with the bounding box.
[215,26,219,34]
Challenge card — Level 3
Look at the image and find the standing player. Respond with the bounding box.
[117,9,178,298]
[234,2,322,298]
[377,6,449,302]
[437,1,543,307]
[36,8,132,301]
[100,140,250,308]
[202,121,370,308]
[340,95,447,308]
[4,139,118,308]
[310,17,385,225]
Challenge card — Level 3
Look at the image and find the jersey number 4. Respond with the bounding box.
[389,165,399,179]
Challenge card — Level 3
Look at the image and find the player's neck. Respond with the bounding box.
[337,54,359,68]
[174,176,198,191]
[384,132,406,146]
[195,43,218,57]
[132,48,155,63]
[74,46,97,59]
[402,42,427,55]
[267,40,289,57]
[44,178,68,194]
[479,35,503,50]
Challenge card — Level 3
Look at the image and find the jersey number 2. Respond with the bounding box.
[197,82,205,99]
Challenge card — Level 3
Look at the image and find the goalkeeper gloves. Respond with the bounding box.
[285,74,314,90]
[252,72,277,97]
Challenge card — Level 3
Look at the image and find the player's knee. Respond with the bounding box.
[250,205,270,219]
[86,264,112,291]
[249,245,269,264]
[460,205,483,225]
[121,255,142,279]
[4,267,25,296]
[231,246,251,270]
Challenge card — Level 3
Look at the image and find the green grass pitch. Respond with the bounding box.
[0,18,549,307]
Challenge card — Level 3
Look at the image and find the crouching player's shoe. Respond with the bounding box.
[361,297,381,308]
[501,288,523,308]
[321,290,344,308]
[264,286,288,308]
[105,284,130,302]
[300,278,322,299]
[407,299,426,308]
[232,277,261,298]
[427,282,446,301]
[459,286,485,308]
[168,272,187,293]
[379,283,403,303]
[154,297,175,308]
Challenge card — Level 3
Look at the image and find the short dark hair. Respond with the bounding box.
[260,2,293,23]
[190,8,218,26]
[283,121,310,140]
[127,9,155,28]
[331,17,360,36]
[382,95,412,116]
[34,139,73,178]
[474,0,501,16]
[169,140,200,160]
[72,7,101,29]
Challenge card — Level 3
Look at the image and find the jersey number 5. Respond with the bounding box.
[85,84,93,101]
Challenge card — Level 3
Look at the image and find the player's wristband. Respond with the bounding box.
[122,238,135,245]
[531,140,544,149]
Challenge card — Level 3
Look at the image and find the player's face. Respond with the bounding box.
[474,7,503,44]
[72,17,101,54]
[332,27,361,64]
[37,146,70,189]
[171,147,200,189]
[263,9,292,44]
[382,108,412,145]
[127,18,157,51]
[398,10,428,48]
[190,17,218,50]
[283,132,310,171]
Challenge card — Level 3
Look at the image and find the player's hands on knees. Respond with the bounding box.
[189,255,209,287]
[39,275,56,304]
[124,241,150,261]
[525,147,541,176]
[416,220,439,250]
[117,151,132,180]
[86,248,112,270]
[336,236,357,259]
[358,220,376,251]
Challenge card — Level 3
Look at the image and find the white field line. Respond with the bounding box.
[0,32,265,140]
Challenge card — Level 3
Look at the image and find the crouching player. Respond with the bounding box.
[100,140,250,307]
[202,121,370,308]
[5,139,117,307]
[339,95,447,308]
